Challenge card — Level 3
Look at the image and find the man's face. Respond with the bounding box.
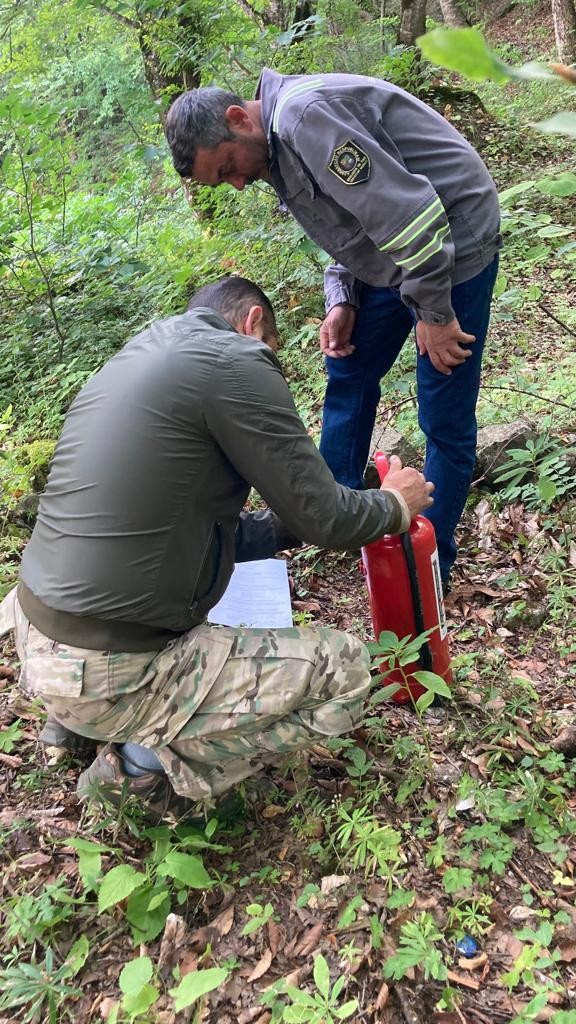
[192,136,270,191]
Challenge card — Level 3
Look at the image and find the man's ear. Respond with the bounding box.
[224,104,252,133]
[242,304,264,338]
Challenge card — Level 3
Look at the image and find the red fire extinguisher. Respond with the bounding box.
[361,451,452,704]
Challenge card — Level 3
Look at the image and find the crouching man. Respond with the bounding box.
[0,277,433,822]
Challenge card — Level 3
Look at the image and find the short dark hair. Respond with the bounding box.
[165,88,245,177]
[188,276,277,337]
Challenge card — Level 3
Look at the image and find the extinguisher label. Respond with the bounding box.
[430,549,448,640]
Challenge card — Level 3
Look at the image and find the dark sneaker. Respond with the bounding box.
[39,716,97,757]
[76,744,243,826]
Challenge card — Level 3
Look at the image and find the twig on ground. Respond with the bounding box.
[539,303,576,340]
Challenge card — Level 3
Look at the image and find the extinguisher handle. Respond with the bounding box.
[374,451,390,483]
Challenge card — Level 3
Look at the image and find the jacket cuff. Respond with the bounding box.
[411,305,455,326]
[381,488,412,533]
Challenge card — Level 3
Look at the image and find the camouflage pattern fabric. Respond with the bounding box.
[12,594,371,800]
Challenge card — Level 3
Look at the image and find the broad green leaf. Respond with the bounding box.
[65,935,90,978]
[313,954,330,999]
[415,689,435,713]
[336,1001,359,1020]
[157,851,212,889]
[369,682,402,705]
[443,867,474,893]
[127,885,171,943]
[98,865,147,913]
[536,225,573,238]
[538,475,557,502]
[535,172,576,197]
[169,967,228,1012]
[498,181,535,207]
[119,956,153,997]
[412,670,452,698]
[417,28,510,83]
[122,984,159,1017]
[532,113,576,137]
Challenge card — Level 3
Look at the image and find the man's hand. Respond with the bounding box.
[319,304,357,358]
[382,455,434,519]
[416,317,475,375]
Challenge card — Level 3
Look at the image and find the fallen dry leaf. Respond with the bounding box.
[260,804,287,819]
[267,919,282,958]
[374,980,389,1010]
[0,752,22,768]
[0,664,16,680]
[16,851,52,870]
[457,952,488,971]
[446,969,480,990]
[291,921,324,958]
[320,874,350,895]
[246,948,273,983]
[187,904,234,951]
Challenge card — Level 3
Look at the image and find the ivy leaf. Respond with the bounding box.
[169,967,228,1012]
[98,865,147,912]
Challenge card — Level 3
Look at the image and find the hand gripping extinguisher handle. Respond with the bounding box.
[373,450,434,673]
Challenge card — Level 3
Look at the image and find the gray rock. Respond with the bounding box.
[369,426,420,468]
[475,420,536,487]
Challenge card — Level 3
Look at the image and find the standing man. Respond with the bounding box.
[165,72,501,586]
[0,277,433,822]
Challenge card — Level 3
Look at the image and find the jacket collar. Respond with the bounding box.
[255,68,315,201]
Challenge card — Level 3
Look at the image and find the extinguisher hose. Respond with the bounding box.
[400,531,434,672]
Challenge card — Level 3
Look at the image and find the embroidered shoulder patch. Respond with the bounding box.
[327,140,370,185]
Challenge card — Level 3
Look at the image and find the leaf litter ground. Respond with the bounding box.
[1,494,576,1024]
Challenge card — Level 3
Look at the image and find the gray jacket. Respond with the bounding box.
[19,308,408,650]
[256,69,501,324]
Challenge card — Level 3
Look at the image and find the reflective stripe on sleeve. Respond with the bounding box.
[396,225,451,272]
[272,79,326,132]
[378,196,443,254]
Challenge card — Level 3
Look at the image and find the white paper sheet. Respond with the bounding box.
[207,559,293,629]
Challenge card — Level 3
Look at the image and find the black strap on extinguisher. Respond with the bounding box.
[400,531,434,672]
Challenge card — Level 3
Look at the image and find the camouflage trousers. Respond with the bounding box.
[3,590,371,800]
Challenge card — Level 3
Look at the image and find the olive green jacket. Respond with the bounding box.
[19,309,406,649]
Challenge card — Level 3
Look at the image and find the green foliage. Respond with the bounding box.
[417,28,576,136]
[383,912,447,981]
[0,943,85,1023]
[169,967,229,1013]
[267,953,357,1024]
[493,435,576,509]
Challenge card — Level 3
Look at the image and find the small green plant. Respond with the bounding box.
[493,436,576,509]
[0,720,23,753]
[447,895,493,938]
[241,902,275,936]
[383,912,447,981]
[277,953,357,1023]
[333,801,404,882]
[0,940,87,1023]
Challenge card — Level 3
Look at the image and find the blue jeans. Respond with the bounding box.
[319,258,499,582]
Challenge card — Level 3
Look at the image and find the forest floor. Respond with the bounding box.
[1,487,576,1024]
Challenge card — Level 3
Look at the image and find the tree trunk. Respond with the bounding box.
[397,0,427,45]
[438,0,469,27]
[551,0,576,64]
